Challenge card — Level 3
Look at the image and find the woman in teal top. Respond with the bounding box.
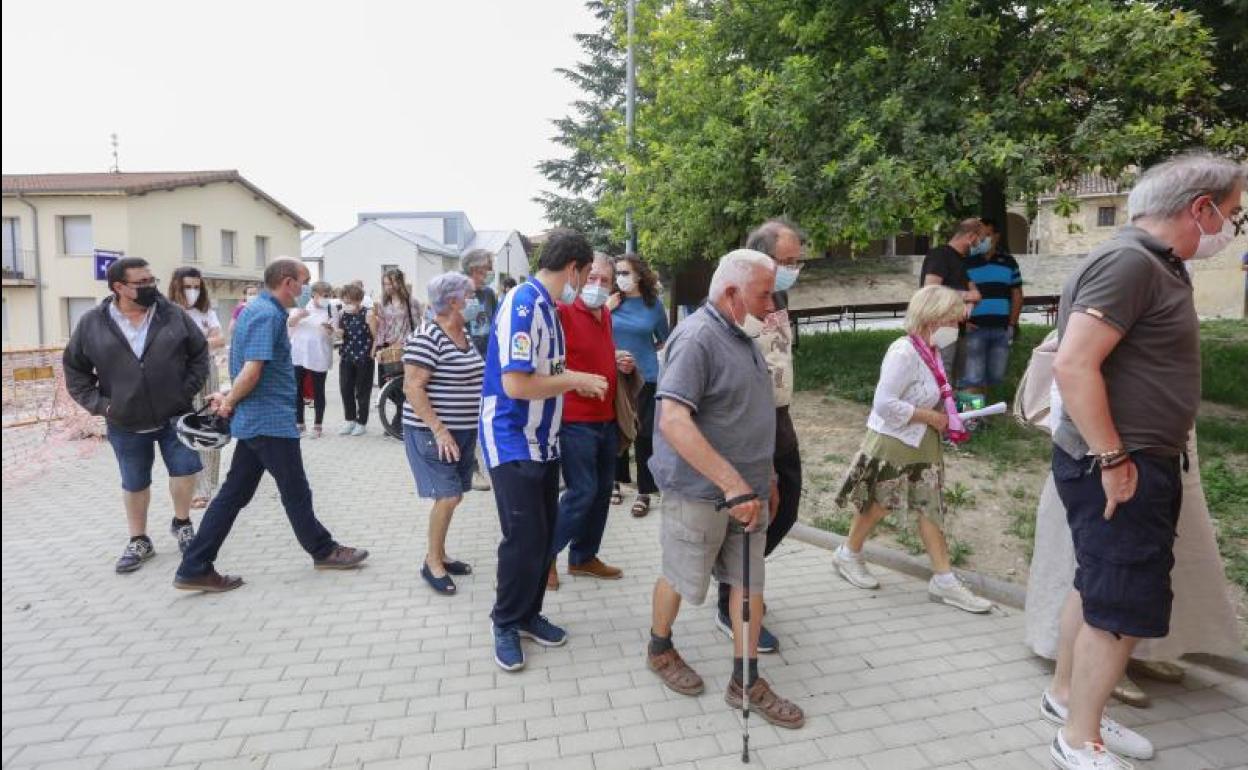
[607,254,669,517]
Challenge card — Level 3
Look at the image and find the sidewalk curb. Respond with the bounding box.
[787,521,1248,678]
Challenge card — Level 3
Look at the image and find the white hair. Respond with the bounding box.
[708,249,775,302]
[460,249,493,273]
[1127,153,1247,222]
[427,272,475,315]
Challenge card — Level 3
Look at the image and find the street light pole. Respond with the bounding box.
[625,0,636,254]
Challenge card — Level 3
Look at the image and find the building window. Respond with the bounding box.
[182,224,200,262]
[1096,206,1116,228]
[59,215,93,255]
[443,218,459,246]
[2,217,21,277]
[255,235,269,268]
[65,297,96,335]
[221,230,236,265]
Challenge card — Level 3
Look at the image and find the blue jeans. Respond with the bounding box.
[962,326,1011,388]
[106,421,202,492]
[404,425,477,499]
[551,421,619,566]
[177,436,336,578]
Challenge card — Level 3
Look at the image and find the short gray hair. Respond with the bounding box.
[708,249,775,302]
[745,218,806,258]
[428,272,475,315]
[1127,153,1247,222]
[263,257,305,289]
[461,249,493,273]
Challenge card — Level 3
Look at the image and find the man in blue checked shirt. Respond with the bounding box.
[481,228,609,672]
[174,257,369,592]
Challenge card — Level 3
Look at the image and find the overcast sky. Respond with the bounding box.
[1,0,597,236]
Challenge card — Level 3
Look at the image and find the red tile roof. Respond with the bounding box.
[2,170,313,229]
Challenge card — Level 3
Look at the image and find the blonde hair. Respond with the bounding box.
[904,285,963,335]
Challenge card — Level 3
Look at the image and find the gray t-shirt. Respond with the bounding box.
[1054,226,1199,457]
[648,303,776,502]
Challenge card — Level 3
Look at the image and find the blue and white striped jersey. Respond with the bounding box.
[479,279,566,467]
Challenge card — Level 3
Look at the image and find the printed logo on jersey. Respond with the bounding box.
[511,332,532,360]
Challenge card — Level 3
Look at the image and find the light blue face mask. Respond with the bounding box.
[969,237,991,257]
[774,265,801,292]
[580,284,610,309]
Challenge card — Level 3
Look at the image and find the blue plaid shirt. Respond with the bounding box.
[229,292,298,439]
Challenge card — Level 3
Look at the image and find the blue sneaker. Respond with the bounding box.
[517,615,567,647]
[493,625,525,672]
[714,609,779,654]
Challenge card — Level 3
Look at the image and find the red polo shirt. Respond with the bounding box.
[558,297,618,423]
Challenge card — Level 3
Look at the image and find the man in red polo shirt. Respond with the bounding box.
[549,253,634,589]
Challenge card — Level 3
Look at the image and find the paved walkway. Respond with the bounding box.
[3,398,1246,770]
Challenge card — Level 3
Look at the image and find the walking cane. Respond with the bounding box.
[740,520,751,764]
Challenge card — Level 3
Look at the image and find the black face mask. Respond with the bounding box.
[133,286,160,307]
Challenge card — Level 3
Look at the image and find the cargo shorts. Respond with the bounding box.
[659,492,767,604]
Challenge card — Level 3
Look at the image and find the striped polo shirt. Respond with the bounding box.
[401,322,484,431]
[965,251,1023,328]
[480,279,566,468]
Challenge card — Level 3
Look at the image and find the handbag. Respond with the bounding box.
[1012,329,1060,433]
[907,333,970,444]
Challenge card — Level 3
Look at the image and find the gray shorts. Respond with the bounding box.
[659,492,766,605]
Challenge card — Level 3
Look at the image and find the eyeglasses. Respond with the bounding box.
[124,278,159,288]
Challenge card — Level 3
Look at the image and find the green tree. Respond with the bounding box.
[603,0,1246,267]
[535,0,627,252]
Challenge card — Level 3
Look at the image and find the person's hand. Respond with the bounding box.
[926,409,949,432]
[965,321,978,332]
[208,391,234,418]
[615,350,636,374]
[434,427,460,463]
[606,292,622,311]
[571,371,609,400]
[1101,458,1137,520]
[723,480,762,532]
[961,303,973,321]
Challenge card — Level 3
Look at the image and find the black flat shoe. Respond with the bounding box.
[443,560,472,576]
[421,563,456,595]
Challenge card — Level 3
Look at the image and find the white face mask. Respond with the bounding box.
[731,293,764,338]
[184,288,200,306]
[931,325,959,348]
[342,303,359,314]
[1191,204,1235,261]
[616,275,636,294]
[560,270,581,304]
[581,283,610,309]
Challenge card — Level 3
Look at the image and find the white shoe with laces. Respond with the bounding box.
[927,575,993,613]
[339,422,356,435]
[833,546,880,589]
[1050,727,1133,770]
[350,423,366,436]
[1040,690,1154,760]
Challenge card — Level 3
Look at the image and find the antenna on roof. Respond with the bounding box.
[109,133,120,173]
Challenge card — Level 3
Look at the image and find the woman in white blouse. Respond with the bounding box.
[288,281,336,438]
[169,267,226,509]
[832,285,992,613]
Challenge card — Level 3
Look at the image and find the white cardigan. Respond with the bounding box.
[865,336,942,448]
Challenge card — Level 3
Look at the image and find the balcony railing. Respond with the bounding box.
[2,249,36,281]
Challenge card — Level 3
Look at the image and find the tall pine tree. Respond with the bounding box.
[535,0,626,253]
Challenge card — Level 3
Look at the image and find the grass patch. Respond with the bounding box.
[1196,414,1248,591]
[956,417,1052,471]
[943,482,976,509]
[1007,506,1038,561]
[947,537,973,567]
[812,512,853,536]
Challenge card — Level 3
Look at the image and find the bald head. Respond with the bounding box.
[263,256,310,307]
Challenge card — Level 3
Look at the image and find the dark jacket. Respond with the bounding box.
[63,295,210,431]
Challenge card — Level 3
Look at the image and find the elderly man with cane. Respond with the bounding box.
[645,249,805,734]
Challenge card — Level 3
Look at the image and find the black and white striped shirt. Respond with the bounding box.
[402,322,484,431]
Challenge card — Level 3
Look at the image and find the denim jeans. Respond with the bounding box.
[551,421,619,566]
[106,421,202,492]
[962,326,1011,388]
[177,435,337,578]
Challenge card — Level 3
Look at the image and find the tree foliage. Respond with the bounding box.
[597,0,1246,267]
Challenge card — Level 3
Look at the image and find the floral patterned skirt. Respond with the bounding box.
[834,427,946,529]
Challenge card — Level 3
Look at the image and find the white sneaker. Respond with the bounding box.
[833,546,879,589]
[927,575,992,613]
[350,423,366,436]
[339,421,357,435]
[1040,691,1154,760]
[1050,728,1133,770]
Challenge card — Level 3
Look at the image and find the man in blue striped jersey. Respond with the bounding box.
[963,217,1024,398]
[482,228,609,672]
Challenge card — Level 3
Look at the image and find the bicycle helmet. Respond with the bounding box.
[176,406,232,451]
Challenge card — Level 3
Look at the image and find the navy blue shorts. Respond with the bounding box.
[106,421,204,492]
[404,426,477,499]
[1051,446,1182,639]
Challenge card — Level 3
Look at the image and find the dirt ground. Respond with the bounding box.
[790,390,1248,642]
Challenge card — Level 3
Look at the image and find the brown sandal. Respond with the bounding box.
[725,677,805,729]
[631,495,651,518]
[647,647,704,696]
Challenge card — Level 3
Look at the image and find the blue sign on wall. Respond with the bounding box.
[93,249,124,281]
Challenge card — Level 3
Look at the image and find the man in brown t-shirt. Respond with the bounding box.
[1041,154,1245,770]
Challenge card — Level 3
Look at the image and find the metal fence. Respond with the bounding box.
[2,346,106,482]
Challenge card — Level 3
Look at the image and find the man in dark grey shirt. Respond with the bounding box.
[644,249,805,730]
[1041,154,1245,770]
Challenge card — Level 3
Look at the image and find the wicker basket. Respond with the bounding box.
[375,344,405,365]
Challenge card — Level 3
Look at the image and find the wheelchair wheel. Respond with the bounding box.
[377,375,406,440]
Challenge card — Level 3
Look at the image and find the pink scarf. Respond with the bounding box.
[908,334,969,444]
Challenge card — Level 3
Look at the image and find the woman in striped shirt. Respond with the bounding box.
[402,272,485,595]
